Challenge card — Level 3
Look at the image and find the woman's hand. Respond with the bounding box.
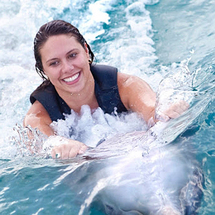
[51,138,88,159]
[43,136,88,159]
[156,100,190,122]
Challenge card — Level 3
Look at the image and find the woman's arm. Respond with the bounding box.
[118,72,156,124]
[118,72,189,125]
[24,100,87,159]
[24,100,54,136]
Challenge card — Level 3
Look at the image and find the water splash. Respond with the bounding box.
[11,124,47,158]
[156,60,196,119]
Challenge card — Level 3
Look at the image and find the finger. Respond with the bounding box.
[68,141,83,158]
[180,100,190,111]
[51,148,56,159]
[169,103,184,115]
[68,147,79,158]
[51,146,62,159]
[155,112,170,122]
[61,144,73,159]
[52,143,78,159]
[163,101,189,119]
[167,110,180,119]
[175,100,189,112]
[78,144,88,154]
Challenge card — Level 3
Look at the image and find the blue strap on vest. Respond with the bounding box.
[30,64,127,122]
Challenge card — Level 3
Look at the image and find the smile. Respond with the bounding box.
[63,72,80,83]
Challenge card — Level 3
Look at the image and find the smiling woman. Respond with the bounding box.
[40,35,98,111]
[41,36,92,92]
[23,20,188,160]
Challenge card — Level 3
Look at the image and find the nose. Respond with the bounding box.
[61,60,74,73]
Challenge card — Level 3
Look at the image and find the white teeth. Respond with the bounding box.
[63,73,79,82]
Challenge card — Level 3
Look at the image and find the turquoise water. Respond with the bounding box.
[0,0,215,214]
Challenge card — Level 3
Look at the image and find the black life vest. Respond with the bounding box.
[30,64,127,122]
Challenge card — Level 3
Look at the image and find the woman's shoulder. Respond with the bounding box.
[91,64,118,89]
[23,100,52,129]
[117,72,143,88]
[30,80,55,104]
[90,64,118,73]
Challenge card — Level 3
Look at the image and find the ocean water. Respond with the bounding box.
[0,0,215,214]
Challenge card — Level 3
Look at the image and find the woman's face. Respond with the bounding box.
[40,34,92,96]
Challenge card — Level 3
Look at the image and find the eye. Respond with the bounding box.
[49,61,59,67]
[68,52,77,59]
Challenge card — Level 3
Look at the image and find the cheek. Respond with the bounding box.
[84,61,91,77]
[78,56,90,71]
[43,69,58,80]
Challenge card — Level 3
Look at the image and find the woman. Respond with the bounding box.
[24,20,187,159]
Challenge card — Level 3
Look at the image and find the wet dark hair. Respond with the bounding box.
[34,20,94,80]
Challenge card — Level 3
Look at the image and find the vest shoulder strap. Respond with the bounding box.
[30,81,70,121]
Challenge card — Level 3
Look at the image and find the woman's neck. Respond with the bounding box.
[56,77,99,113]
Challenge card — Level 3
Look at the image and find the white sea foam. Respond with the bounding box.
[0,0,162,159]
[0,0,209,163]
[94,1,158,77]
[51,105,147,148]
[0,1,213,214]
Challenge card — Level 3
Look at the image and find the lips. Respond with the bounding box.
[63,72,80,83]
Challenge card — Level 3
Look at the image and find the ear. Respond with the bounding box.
[84,42,88,50]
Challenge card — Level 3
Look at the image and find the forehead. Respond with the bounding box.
[40,34,83,60]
